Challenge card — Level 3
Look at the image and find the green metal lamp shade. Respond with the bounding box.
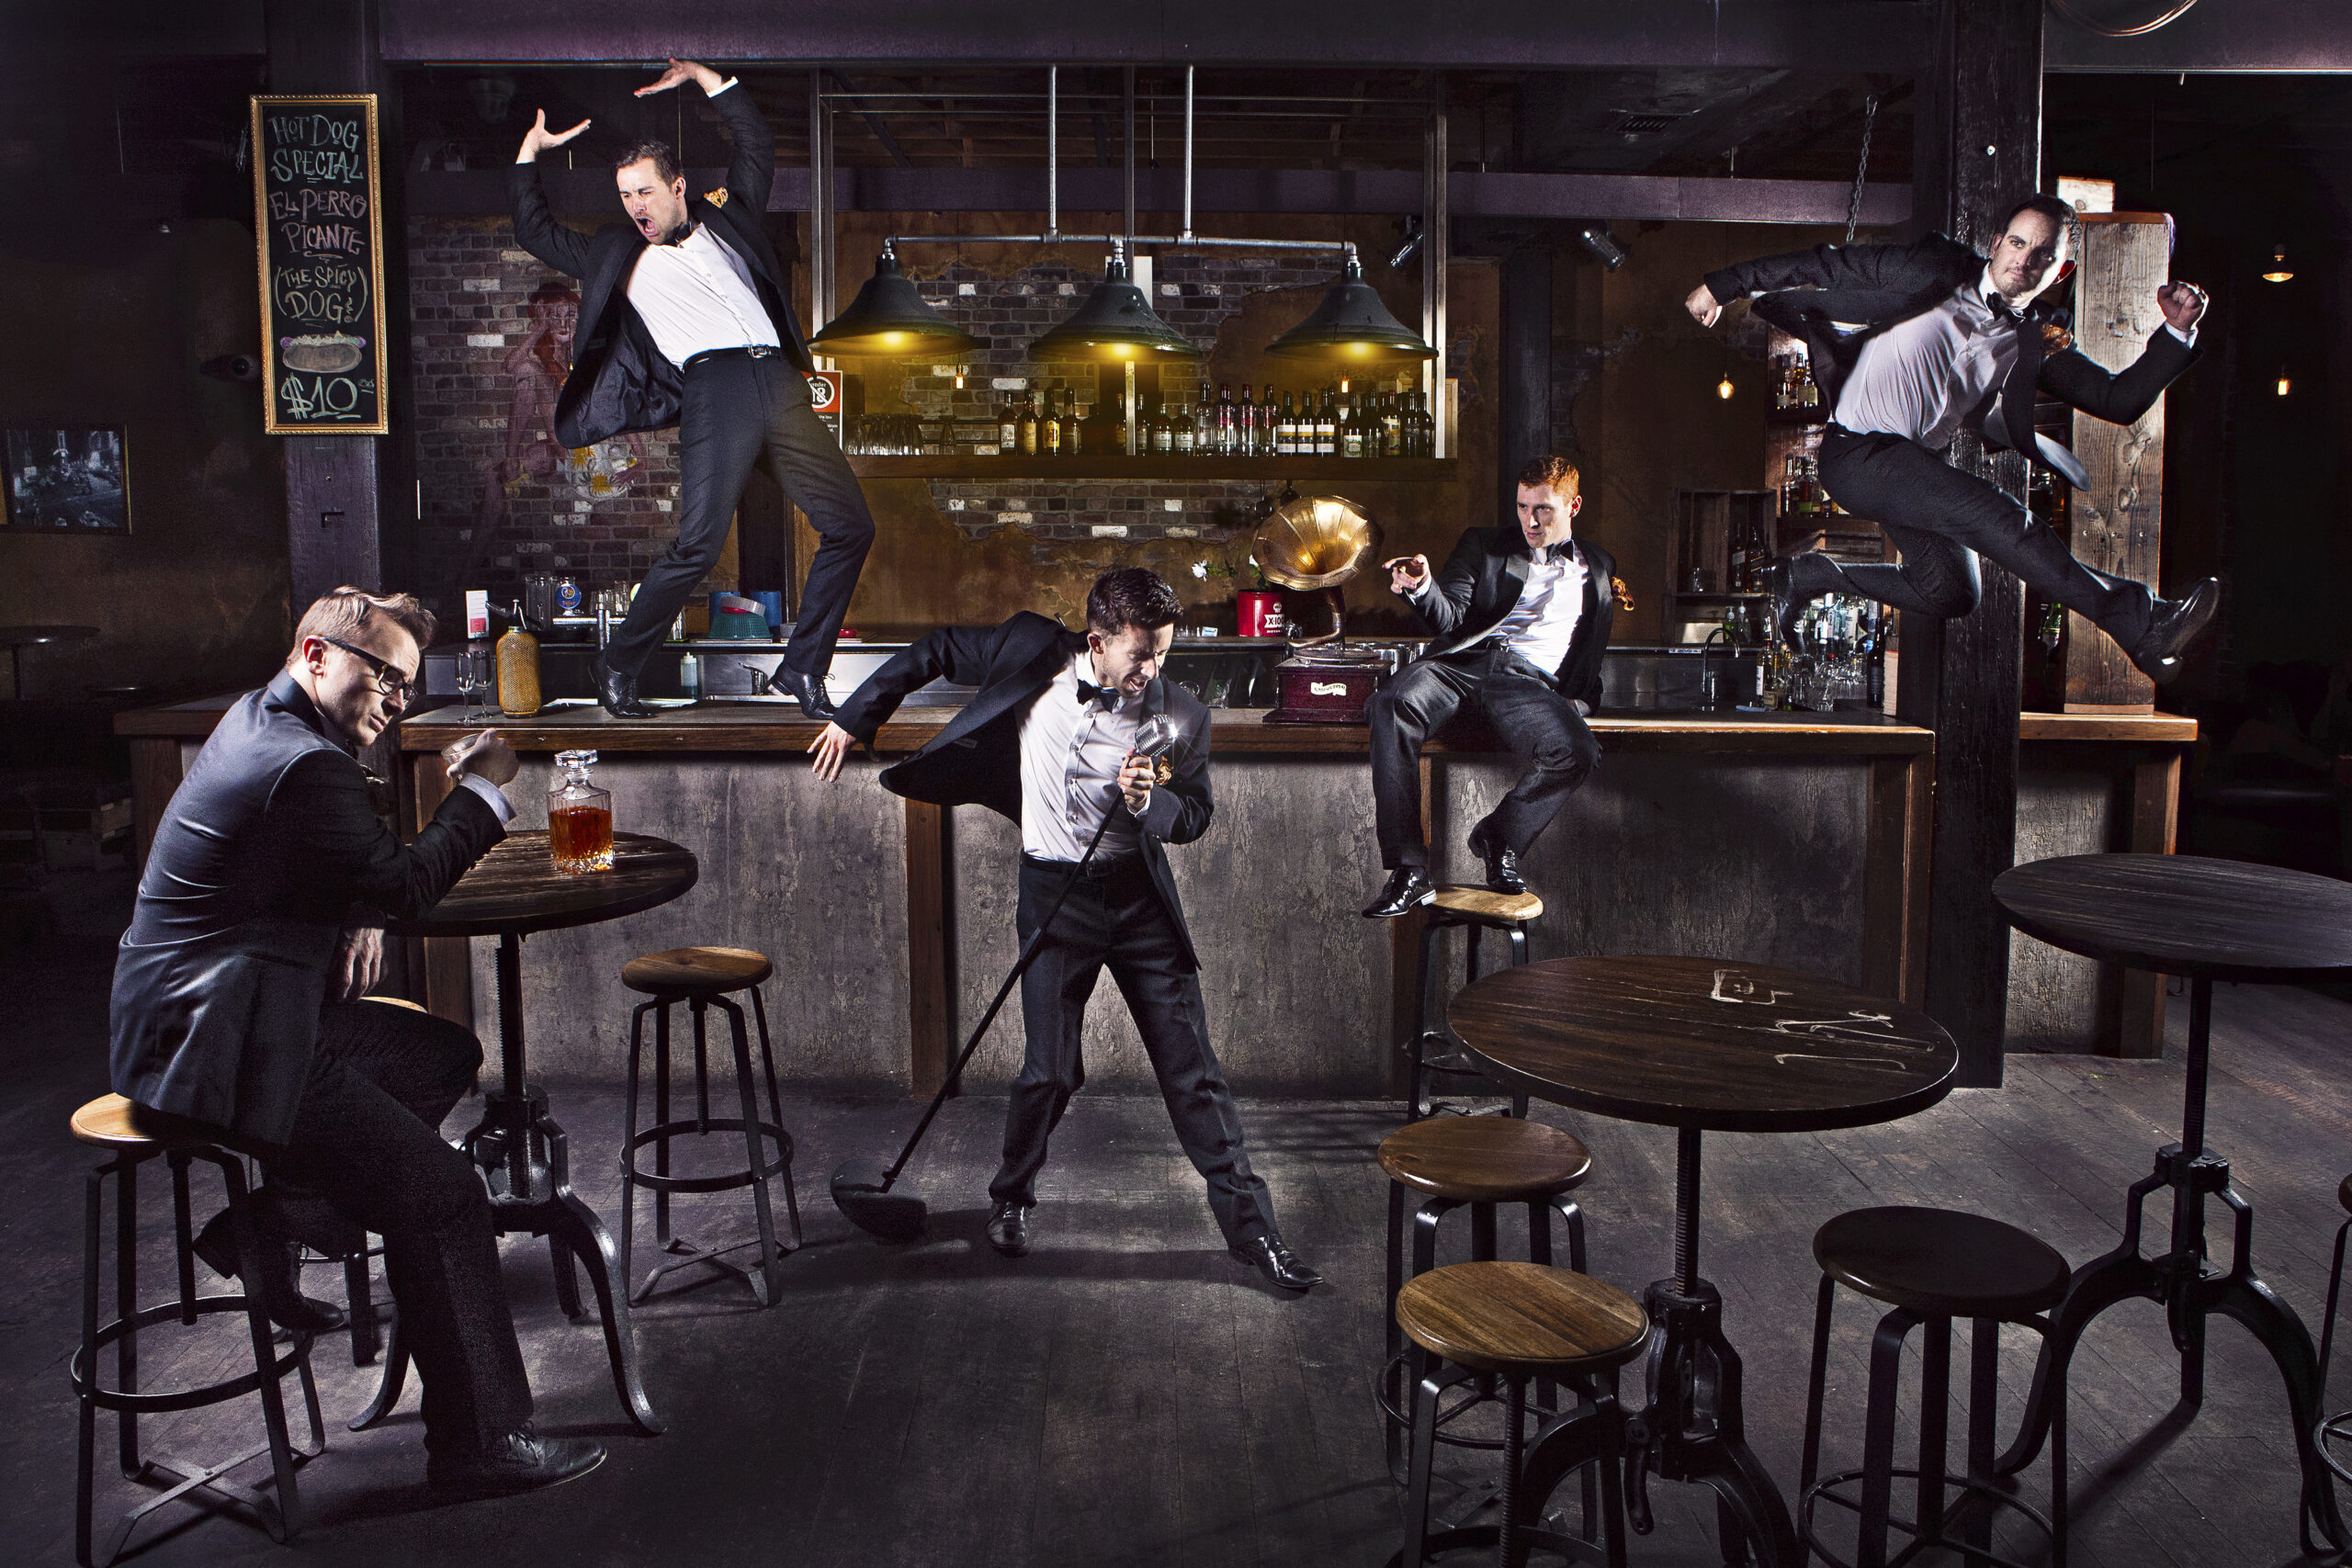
[809,252,983,358]
[1030,255,1202,362]
[1263,258,1437,363]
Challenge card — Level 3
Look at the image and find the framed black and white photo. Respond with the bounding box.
[2,427,130,533]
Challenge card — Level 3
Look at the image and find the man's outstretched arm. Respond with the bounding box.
[506,109,594,278]
[639,57,775,214]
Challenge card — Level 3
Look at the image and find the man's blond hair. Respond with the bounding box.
[288,588,435,668]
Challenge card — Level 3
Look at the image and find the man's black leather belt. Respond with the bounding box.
[1023,851,1143,878]
[681,344,780,372]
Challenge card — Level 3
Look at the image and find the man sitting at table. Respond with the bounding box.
[808,567,1322,1292]
[1363,454,1617,917]
[107,588,605,1498]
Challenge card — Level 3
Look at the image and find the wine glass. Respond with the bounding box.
[457,645,493,722]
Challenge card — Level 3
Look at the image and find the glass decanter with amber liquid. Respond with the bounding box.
[548,749,614,874]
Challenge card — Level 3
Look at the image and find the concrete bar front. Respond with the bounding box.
[389,703,1935,1099]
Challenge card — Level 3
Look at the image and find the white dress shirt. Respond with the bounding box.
[455,772,514,825]
[621,83,777,372]
[1017,652,1143,863]
[1836,265,2199,449]
[1417,542,1588,676]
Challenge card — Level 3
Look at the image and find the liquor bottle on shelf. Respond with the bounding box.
[548,749,614,874]
[1381,391,1404,457]
[1237,383,1258,456]
[1340,394,1366,458]
[1174,402,1195,455]
[1798,357,1820,409]
[1208,383,1231,456]
[996,396,1017,454]
[1316,389,1337,456]
[1402,389,1428,457]
[1148,400,1172,455]
[1042,389,1063,457]
[1067,399,1086,456]
[1276,391,1296,456]
[1018,394,1039,457]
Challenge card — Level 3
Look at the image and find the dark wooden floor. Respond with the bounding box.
[5,867,2349,1566]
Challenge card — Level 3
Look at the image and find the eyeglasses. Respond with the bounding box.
[319,636,417,703]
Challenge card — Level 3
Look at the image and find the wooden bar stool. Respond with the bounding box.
[1408,887,1542,1119]
[1799,1206,2072,1568]
[619,946,801,1307]
[1375,1115,1591,1488]
[1390,1260,1646,1568]
[68,1093,324,1567]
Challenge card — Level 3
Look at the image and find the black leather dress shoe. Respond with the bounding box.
[985,1200,1032,1257]
[191,1205,348,1336]
[1759,553,1827,644]
[595,655,655,718]
[426,1426,606,1499]
[2127,577,2222,684]
[1363,867,1436,919]
[1466,825,1529,897]
[1231,1235,1324,1292]
[763,663,838,720]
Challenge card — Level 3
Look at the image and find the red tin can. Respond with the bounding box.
[1236,590,1286,637]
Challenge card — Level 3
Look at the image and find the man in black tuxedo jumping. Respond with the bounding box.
[510,58,871,720]
[1363,455,1618,919]
[808,568,1321,1292]
[1686,193,2218,682]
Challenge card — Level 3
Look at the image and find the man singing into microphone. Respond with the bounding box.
[808,568,1321,1292]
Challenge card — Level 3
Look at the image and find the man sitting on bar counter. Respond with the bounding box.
[1684,192,2220,682]
[1363,455,1617,918]
[808,568,1323,1292]
[509,56,873,721]
[107,589,605,1499]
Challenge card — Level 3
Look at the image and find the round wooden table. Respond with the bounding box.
[1451,953,1957,1568]
[368,831,697,1438]
[0,623,97,698]
[1994,853,2352,1553]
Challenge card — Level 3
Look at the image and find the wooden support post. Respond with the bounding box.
[2064,214,2172,714]
[1386,753,1438,1100]
[1901,0,2044,1087]
[1861,749,1935,1009]
[905,798,952,1097]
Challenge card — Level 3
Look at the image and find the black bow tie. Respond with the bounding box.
[1984,292,2020,325]
[1077,678,1121,711]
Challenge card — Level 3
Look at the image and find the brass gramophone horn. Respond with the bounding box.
[1250,493,1375,646]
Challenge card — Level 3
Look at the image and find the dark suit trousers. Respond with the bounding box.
[990,856,1276,1247]
[1812,429,2154,647]
[165,1001,532,1455]
[1369,648,1600,869]
[604,354,875,681]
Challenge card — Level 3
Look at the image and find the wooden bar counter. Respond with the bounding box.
[118,695,2189,1093]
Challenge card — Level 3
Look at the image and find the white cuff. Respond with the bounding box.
[2165,321,2197,348]
[708,76,739,96]
[1408,578,1437,603]
[457,772,515,826]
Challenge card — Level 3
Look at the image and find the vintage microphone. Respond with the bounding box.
[830,709,1182,1241]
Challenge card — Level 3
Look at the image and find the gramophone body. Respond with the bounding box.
[1250,493,1391,725]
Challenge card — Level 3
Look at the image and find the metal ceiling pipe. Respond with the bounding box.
[1124,65,1137,249]
[1182,65,1195,243]
[1047,64,1058,239]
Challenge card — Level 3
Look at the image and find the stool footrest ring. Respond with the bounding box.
[71,1298,312,1415]
[619,1119,792,1194]
[1799,1465,2055,1568]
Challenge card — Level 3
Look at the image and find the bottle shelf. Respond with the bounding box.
[1767,408,1830,426]
[845,456,1457,480]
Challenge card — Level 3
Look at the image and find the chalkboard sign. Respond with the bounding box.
[251,94,390,434]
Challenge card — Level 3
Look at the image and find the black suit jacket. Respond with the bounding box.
[109,674,503,1144]
[833,613,1216,972]
[507,82,815,449]
[1409,530,1617,711]
[1703,233,2197,485]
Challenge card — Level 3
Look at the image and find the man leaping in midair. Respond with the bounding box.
[1687,193,2218,682]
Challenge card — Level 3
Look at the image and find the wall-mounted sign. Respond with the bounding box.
[251,94,390,434]
[808,368,843,442]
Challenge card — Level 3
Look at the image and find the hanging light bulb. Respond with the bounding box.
[2277,366,2292,397]
[1263,254,1437,363]
[1031,242,1201,362]
[809,242,984,358]
[2263,245,2294,283]
[1717,374,1736,400]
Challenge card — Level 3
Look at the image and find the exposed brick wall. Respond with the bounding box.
[404,221,1408,612]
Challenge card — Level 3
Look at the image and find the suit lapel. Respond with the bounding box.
[922,625,1078,757]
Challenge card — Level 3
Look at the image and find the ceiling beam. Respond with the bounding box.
[413,163,1910,226]
[380,0,1935,72]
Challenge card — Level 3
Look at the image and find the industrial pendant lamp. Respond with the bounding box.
[1030,242,1201,361]
[809,242,983,358]
[2263,245,2295,283]
[1263,255,1437,364]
